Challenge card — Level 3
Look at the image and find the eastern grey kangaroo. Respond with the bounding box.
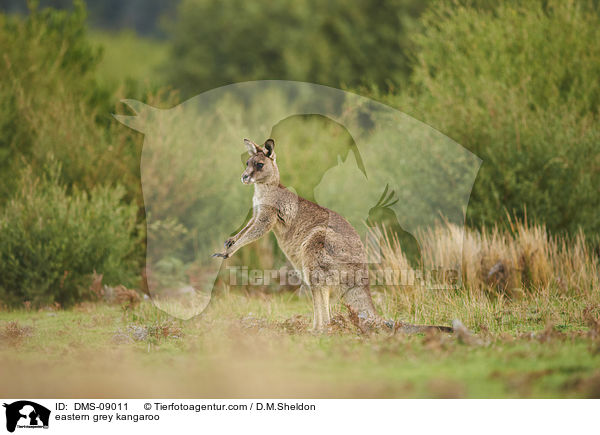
[213,138,452,333]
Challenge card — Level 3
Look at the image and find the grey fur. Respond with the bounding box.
[215,139,452,334]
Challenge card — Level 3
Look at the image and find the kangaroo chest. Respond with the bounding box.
[253,186,303,269]
[271,207,304,269]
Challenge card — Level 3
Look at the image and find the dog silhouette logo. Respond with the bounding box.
[3,401,50,433]
[115,80,481,319]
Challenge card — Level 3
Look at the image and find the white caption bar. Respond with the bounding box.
[1,399,595,435]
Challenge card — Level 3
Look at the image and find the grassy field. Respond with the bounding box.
[90,30,169,87]
[1,287,599,399]
[1,1,598,403]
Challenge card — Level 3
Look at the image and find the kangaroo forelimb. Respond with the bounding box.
[214,208,276,259]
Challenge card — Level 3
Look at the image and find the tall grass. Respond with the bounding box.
[374,220,599,296]
[371,219,600,329]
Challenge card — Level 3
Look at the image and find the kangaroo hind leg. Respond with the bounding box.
[310,285,331,332]
[310,285,324,331]
[320,286,331,327]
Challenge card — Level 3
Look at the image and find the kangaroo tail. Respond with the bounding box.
[385,320,453,334]
[344,303,455,335]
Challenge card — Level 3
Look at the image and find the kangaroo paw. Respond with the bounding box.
[224,238,235,249]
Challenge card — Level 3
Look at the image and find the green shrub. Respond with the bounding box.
[381,0,600,237]
[165,0,428,96]
[0,164,139,308]
[0,2,148,207]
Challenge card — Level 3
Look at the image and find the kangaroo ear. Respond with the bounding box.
[264,139,275,158]
[244,138,258,155]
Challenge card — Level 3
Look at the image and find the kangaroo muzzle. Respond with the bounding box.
[241,172,253,184]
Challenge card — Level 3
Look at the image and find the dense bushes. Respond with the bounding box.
[165,0,427,96]
[0,2,143,204]
[0,4,145,307]
[0,165,139,307]
[383,0,600,237]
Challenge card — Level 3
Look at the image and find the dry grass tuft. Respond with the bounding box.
[520,324,566,343]
[89,272,141,309]
[367,219,600,333]
[329,313,355,334]
[583,306,600,339]
[113,321,182,344]
[89,270,104,299]
[239,314,268,332]
[372,219,599,298]
[343,303,373,335]
[114,285,141,309]
[0,321,33,345]
[146,321,182,340]
[278,314,309,334]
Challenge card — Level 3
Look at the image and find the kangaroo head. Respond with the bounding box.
[241,138,279,185]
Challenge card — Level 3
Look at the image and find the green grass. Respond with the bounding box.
[1,291,599,398]
[90,30,168,87]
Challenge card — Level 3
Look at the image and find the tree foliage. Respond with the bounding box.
[0,4,144,306]
[384,0,600,236]
[165,0,427,96]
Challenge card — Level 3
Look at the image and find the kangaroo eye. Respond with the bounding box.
[256,163,264,170]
